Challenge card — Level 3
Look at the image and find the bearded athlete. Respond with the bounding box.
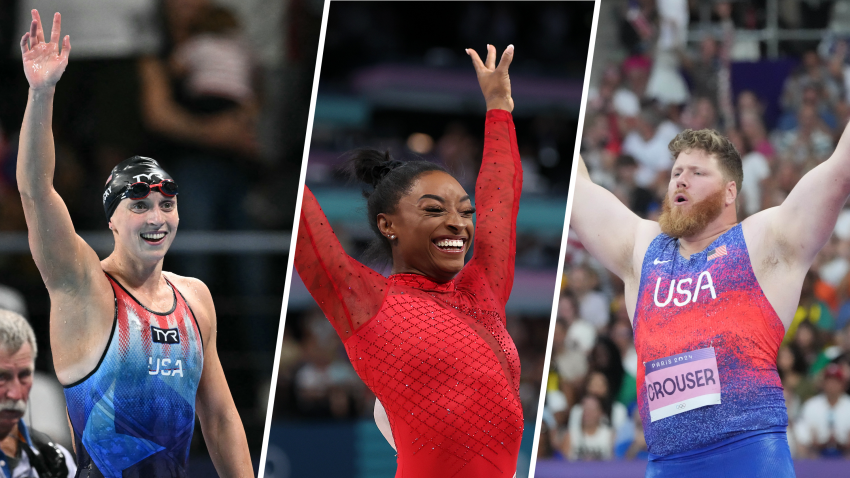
[17,10,252,477]
[569,125,850,476]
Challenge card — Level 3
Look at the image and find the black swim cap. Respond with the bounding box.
[103,156,176,221]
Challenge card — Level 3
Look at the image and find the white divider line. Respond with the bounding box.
[527,1,602,476]
[257,0,332,474]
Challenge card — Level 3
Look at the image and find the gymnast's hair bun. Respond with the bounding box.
[343,149,404,188]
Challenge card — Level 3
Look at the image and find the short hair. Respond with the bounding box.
[668,129,743,193]
[0,310,37,359]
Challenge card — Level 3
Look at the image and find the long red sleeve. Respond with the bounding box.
[294,187,388,341]
[457,109,522,312]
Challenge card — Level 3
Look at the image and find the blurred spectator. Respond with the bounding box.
[614,409,648,460]
[780,51,843,116]
[778,345,817,401]
[794,364,850,457]
[621,108,681,188]
[551,317,586,407]
[293,311,362,418]
[739,109,776,161]
[559,291,597,354]
[539,389,569,460]
[609,313,638,407]
[680,97,719,131]
[437,122,480,190]
[644,0,689,105]
[588,336,626,402]
[681,37,722,108]
[170,5,258,116]
[611,155,656,218]
[773,104,834,164]
[787,271,836,344]
[567,265,610,331]
[567,394,614,461]
[727,127,770,217]
[568,371,628,442]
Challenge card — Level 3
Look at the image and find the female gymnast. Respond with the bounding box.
[295,44,522,477]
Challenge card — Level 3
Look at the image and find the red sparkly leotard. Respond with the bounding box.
[295,109,523,478]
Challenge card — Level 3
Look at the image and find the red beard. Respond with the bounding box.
[658,187,726,238]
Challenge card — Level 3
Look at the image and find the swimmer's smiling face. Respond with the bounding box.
[109,191,178,262]
[379,171,474,283]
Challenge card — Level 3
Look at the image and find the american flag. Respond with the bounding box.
[707,245,727,261]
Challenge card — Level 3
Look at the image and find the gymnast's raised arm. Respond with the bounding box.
[459,45,522,306]
[294,187,389,341]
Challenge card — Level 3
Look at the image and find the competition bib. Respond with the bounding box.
[644,347,721,422]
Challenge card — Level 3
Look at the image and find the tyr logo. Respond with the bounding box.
[151,326,180,344]
[132,172,164,183]
[653,271,717,308]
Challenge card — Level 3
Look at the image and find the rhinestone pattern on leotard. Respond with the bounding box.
[294,109,523,478]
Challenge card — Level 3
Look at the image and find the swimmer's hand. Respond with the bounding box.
[466,44,514,112]
[20,10,70,91]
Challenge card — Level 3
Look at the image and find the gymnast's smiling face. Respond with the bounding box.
[378,171,475,283]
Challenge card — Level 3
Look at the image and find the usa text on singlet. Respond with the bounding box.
[633,224,787,456]
[64,273,204,478]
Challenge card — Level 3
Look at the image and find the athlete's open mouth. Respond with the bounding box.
[674,194,688,204]
[140,231,167,244]
[433,237,466,253]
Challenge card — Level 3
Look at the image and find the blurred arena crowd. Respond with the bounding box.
[541,0,850,462]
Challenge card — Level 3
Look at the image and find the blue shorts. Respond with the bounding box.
[646,427,795,478]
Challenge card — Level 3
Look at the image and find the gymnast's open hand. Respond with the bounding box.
[467,44,514,112]
[20,10,70,91]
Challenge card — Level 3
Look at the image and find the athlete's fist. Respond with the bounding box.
[20,10,71,91]
[467,44,514,112]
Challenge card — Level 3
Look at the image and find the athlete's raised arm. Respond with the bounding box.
[459,45,522,306]
[17,11,100,291]
[294,187,389,341]
[570,155,660,283]
[754,119,850,267]
[186,276,253,477]
[742,118,850,328]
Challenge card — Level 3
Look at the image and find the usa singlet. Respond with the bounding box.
[64,273,204,477]
[295,109,523,478]
[634,224,788,457]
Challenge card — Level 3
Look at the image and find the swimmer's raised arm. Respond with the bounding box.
[17,10,101,292]
[570,155,659,283]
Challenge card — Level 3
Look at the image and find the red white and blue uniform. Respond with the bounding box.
[634,224,794,476]
[63,273,204,478]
